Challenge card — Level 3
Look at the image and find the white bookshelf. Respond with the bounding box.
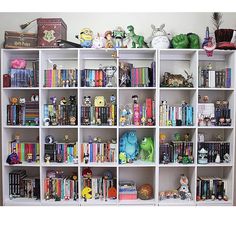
[1,48,235,206]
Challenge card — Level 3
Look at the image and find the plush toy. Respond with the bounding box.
[171,34,189,48]
[11,59,26,69]
[76,28,93,48]
[82,168,92,178]
[119,130,139,162]
[139,137,154,162]
[108,187,117,199]
[103,170,113,180]
[187,33,200,49]
[92,33,104,48]
[119,152,127,164]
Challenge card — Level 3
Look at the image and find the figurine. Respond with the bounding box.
[44,154,50,164]
[83,96,92,106]
[112,26,126,48]
[45,135,54,144]
[215,153,221,163]
[60,97,67,105]
[6,148,21,165]
[110,94,116,104]
[108,187,117,199]
[161,71,193,87]
[104,30,114,48]
[64,135,70,143]
[26,153,33,163]
[160,133,166,144]
[103,170,113,180]
[223,153,230,163]
[132,95,138,104]
[44,118,50,126]
[147,24,170,49]
[92,33,104,48]
[119,62,132,87]
[184,133,190,142]
[50,96,57,105]
[202,27,216,57]
[173,133,181,141]
[126,25,148,48]
[84,153,89,164]
[198,148,208,164]
[94,96,105,107]
[102,66,117,87]
[35,154,40,163]
[31,94,39,102]
[139,137,154,162]
[161,152,170,164]
[69,95,77,105]
[119,130,139,162]
[14,134,20,143]
[76,28,93,48]
[119,115,126,126]
[10,97,18,105]
[19,98,26,104]
[82,167,92,178]
[82,187,92,201]
[69,116,76,125]
[178,175,192,200]
[119,152,127,164]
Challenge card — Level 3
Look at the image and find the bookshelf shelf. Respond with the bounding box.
[1,48,235,206]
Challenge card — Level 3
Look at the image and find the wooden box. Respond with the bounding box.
[37,18,67,48]
[4,31,37,49]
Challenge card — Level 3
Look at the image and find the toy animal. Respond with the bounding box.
[139,137,154,162]
[92,33,104,48]
[119,130,139,162]
[11,59,26,69]
[119,152,127,164]
[126,25,148,48]
[76,28,93,48]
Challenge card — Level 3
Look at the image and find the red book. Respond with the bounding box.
[146,98,152,119]
[95,70,99,87]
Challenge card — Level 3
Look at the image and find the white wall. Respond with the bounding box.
[0,12,236,206]
[0,12,236,47]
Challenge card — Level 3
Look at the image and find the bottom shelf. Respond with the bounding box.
[159,198,195,206]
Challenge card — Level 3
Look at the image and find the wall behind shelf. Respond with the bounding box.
[0,12,236,48]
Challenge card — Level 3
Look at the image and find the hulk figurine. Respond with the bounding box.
[140,137,154,162]
[171,34,189,48]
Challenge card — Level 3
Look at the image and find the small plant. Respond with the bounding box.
[211,12,223,30]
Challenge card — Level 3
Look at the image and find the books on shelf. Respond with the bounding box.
[80,142,117,163]
[196,177,227,201]
[7,101,39,126]
[10,141,39,162]
[80,69,106,87]
[199,68,231,88]
[119,61,156,87]
[9,169,40,199]
[159,101,194,126]
[44,142,78,163]
[44,68,78,87]
[198,142,230,163]
[160,141,194,164]
[44,171,78,201]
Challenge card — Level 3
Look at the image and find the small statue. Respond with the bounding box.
[198,148,208,164]
[83,96,92,106]
[69,95,77,105]
[92,33,104,48]
[60,97,67,105]
[178,175,192,200]
[104,30,114,48]
[184,133,190,142]
[160,133,166,144]
[173,133,181,141]
[112,26,126,48]
[50,96,57,105]
[119,152,127,164]
[6,148,21,165]
[64,135,70,143]
[10,97,18,105]
[76,28,93,48]
[126,25,148,48]
[69,116,76,125]
[45,154,50,164]
[102,66,117,87]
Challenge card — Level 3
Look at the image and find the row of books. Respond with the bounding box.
[82,176,117,200]
[9,170,40,199]
[10,141,39,162]
[45,142,78,163]
[198,142,230,163]
[196,177,227,201]
[44,104,77,126]
[159,102,194,126]
[80,69,107,87]
[7,102,39,126]
[80,142,117,163]
[160,141,194,164]
[44,69,78,87]
[199,68,231,88]
[119,61,156,87]
[44,177,78,201]
[81,105,117,126]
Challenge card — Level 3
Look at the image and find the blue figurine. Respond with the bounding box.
[119,130,139,162]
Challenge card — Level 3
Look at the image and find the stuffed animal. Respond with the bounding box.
[11,59,26,69]
[139,137,154,162]
[119,130,139,162]
[92,33,104,48]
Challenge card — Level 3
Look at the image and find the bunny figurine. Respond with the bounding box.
[92,33,105,48]
[147,24,170,49]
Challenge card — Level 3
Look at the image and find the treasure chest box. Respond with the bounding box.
[37,18,67,47]
[4,31,37,49]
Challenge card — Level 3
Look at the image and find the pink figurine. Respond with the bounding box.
[11,59,27,69]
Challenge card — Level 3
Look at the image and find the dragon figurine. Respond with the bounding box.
[126,25,148,48]
[119,130,139,162]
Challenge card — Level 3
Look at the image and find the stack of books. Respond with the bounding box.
[119,181,137,200]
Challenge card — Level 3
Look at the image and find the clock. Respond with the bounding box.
[151,36,170,49]
[45,135,54,144]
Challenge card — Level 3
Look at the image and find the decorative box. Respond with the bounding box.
[4,31,37,49]
[37,18,67,48]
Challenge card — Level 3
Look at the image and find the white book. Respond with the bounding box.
[209,71,215,88]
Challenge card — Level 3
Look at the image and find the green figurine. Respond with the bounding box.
[171,34,189,48]
[187,33,200,49]
[140,137,154,162]
[127,25,148,48]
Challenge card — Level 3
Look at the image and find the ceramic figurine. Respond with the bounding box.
[119,130,139,162]
[112,26,126,48]
[102,66,117,87]
[198,148,208,164]
[126,25,148,48]
[139,137,154,162]
[76,28,93,48]
[147,24,170,49]
[104,30,114,48]
[178,175,192,200]
[92,33,104,48]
